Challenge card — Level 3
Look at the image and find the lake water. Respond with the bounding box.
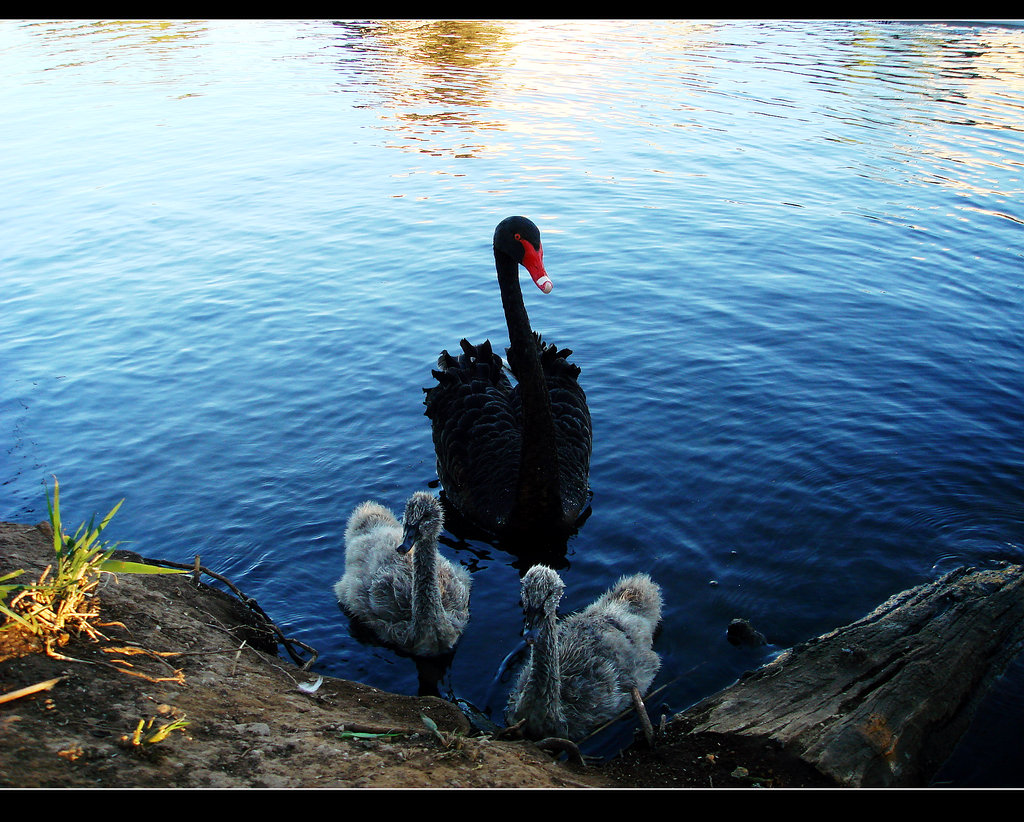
[2,19,1022,787]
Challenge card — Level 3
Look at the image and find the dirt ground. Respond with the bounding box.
[0,520,835,789]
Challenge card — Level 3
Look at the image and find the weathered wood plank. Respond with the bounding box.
[672,564,1024,787]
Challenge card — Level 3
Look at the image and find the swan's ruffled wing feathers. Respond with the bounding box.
[539,338,593,522]
[423,339,521,532]
[504,331,582,386]
[424,332,592,536]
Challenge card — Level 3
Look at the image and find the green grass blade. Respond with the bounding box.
[0,601,36,631]
[99,559,187,575]
[46,478,62,555]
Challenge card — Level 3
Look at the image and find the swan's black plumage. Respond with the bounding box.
[423,217,592,543]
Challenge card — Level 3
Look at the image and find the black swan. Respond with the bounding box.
[423,216,592,544]
[506,564,662,742]
[333,491,471,657]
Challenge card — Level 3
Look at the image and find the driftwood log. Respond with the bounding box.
[671,563,1024,787]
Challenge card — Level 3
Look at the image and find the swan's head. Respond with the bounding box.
[398,491,444,554]
[518,564,565,643]
[494,216,551,294]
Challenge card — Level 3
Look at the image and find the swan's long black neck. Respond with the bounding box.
[495,249,564,528]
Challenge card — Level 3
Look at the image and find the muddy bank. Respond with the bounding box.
[0,521,827,788]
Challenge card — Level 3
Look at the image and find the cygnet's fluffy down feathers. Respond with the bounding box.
[334,494,471,657]
[507,566,662,741]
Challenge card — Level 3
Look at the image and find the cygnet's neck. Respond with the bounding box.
[522,605,566,737]
[410,532,445,645]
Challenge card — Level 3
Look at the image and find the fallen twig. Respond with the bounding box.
[0,677,64,705]
[130,553,319,669]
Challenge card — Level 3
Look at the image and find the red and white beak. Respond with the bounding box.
[518,237,552,293]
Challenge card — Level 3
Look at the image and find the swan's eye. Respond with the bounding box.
[513,233,521,241]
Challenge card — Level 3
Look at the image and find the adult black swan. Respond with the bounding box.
[423,216,592,546]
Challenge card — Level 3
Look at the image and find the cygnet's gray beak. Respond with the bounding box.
[398,523,417,554]
[521,607,541,644]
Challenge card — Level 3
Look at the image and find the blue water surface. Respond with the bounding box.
[2,19,1022,786]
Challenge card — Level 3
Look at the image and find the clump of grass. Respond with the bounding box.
[420,713,465,750]
[123,714,191,747]
[0,479,122,653]
[0,478,182,658]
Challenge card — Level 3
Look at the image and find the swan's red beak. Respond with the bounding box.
[519,238,552,293]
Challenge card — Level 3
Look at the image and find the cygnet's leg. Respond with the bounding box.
[536,737,585,766]
[496,717,527,739]
[630,686,656,747]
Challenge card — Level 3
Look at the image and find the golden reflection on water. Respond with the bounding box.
[23,19,209,64]
[12,19,1024,176]
[337,20,717,160]
[332,20,516,159]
